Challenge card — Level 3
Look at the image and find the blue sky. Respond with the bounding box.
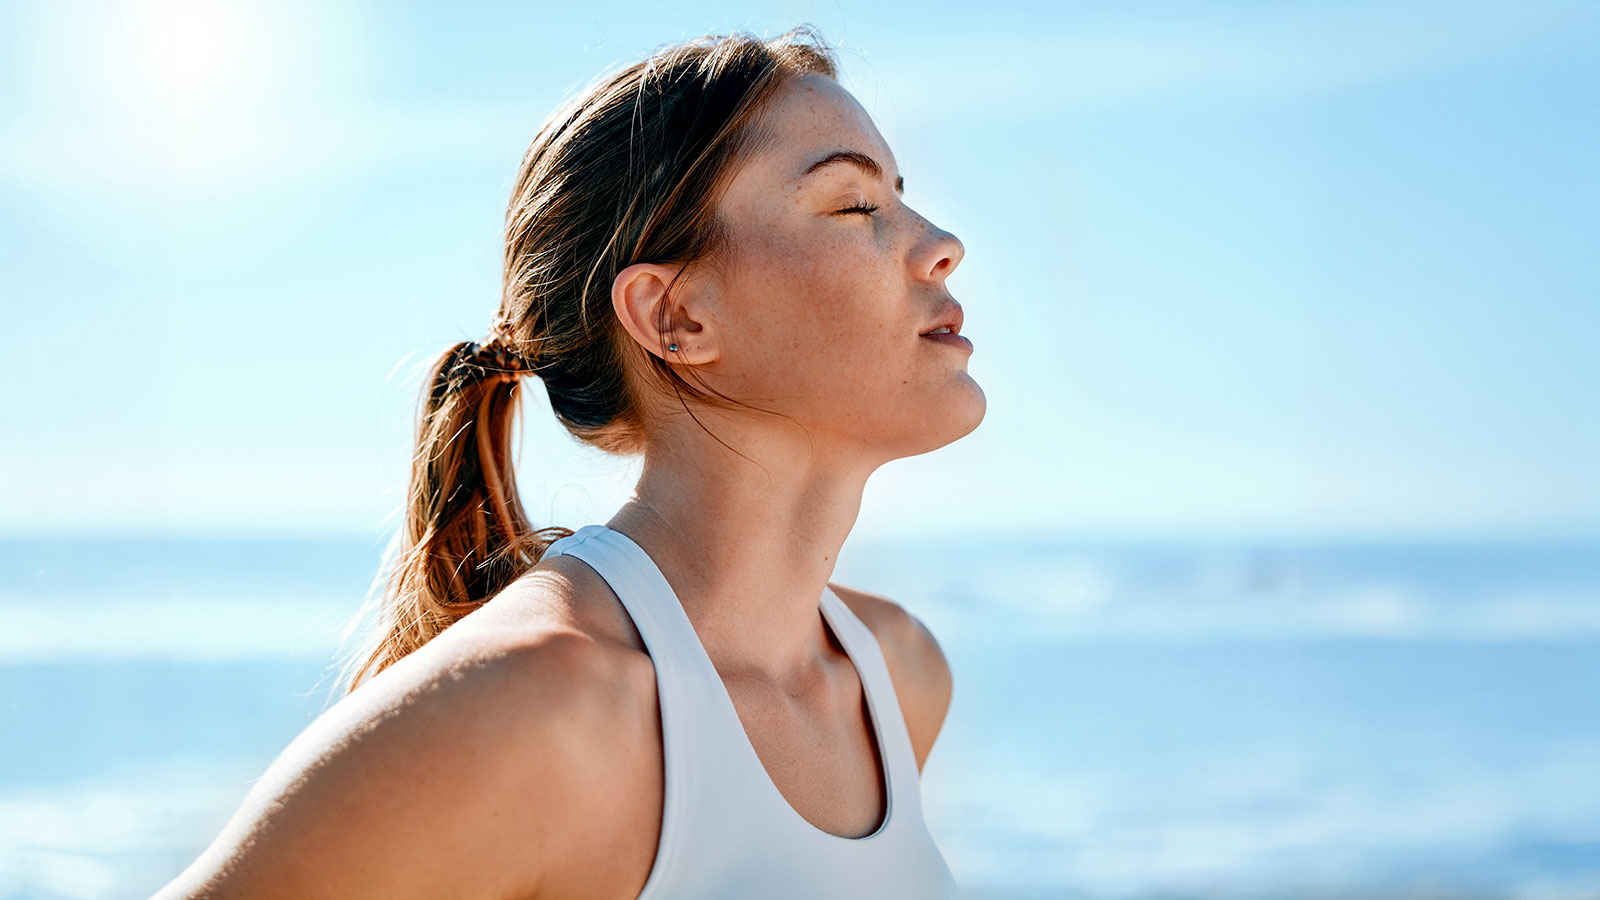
[3,0,1596,540]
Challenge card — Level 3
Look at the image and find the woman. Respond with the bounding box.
[158,24,981,899]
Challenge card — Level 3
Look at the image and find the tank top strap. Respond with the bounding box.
[819,586,925,818]
[536,524,703,893]
[540,525,739,708]
[540,525,690,680]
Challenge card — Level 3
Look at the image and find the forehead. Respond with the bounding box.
[737,74,894,193]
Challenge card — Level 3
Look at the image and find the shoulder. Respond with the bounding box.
[381,629,656,892]
[827,582,954,773]
[159,620,646,899]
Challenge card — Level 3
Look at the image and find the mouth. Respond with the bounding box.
[920,330,973,352]
[919,298,964,338]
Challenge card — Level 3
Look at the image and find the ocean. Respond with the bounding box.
[3,532,1598,899]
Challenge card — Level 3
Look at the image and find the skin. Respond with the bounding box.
[155,72,980,900]
[601,70,981,687]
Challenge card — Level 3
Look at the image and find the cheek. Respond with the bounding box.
[723,220,910,401]
[742,227,885,341]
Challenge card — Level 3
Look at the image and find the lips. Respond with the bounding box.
[920,330,973,352]
[919,298,964,337]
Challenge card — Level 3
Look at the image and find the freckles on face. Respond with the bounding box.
[728,190,901,367]
[703,217,902,432]
[703,75,960,437]
[673,74,978,450]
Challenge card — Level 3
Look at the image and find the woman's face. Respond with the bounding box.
[636,72,985,462]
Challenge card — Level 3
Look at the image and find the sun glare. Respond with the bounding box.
[24,0,307,188]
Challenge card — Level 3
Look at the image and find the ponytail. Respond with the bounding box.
[336,339,571,695]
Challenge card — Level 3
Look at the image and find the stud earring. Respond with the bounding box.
[668,343,679,352]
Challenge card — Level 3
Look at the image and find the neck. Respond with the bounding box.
[605,421,876,689]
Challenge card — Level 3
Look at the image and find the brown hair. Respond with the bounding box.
[334,26,840,696]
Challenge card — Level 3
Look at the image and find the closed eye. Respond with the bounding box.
[835,202,879,215]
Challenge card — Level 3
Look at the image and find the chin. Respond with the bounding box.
[948,376,987,437]
[894,380,987,458]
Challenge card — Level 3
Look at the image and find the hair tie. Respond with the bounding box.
[455,339,528,385]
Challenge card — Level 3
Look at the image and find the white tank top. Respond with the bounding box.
[539,524,961,899]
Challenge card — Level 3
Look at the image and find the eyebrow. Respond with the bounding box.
[800,149,904,194]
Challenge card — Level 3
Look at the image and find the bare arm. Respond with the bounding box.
[152,632,609,899]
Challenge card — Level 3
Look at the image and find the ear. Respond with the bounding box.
[611,261,717,365]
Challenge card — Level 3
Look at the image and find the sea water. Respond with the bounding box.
[2,533,1597,899]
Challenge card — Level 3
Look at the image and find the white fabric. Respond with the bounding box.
[541,524,961,899]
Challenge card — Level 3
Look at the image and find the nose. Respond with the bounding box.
[922,225,964,282]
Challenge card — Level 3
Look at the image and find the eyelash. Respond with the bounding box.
[836,202,879,216]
